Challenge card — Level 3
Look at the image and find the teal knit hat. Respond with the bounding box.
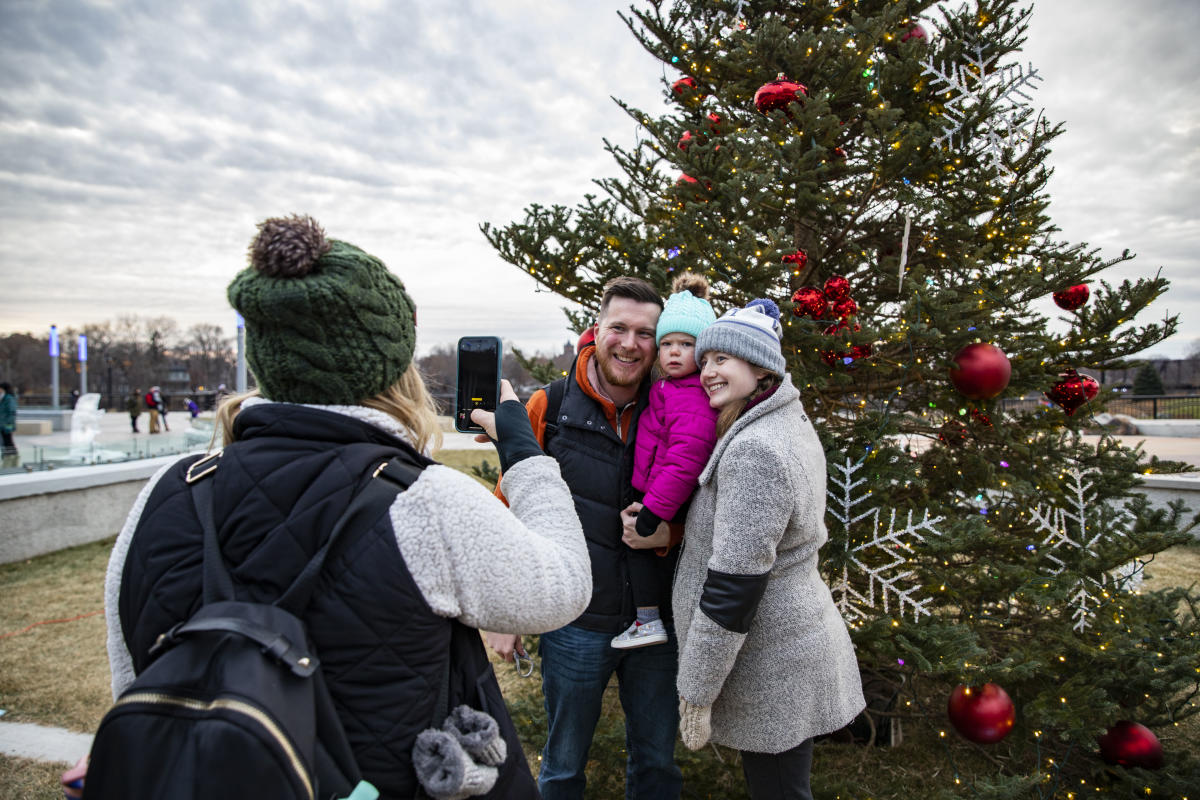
[656,289,716,345]
[227,214,417,404]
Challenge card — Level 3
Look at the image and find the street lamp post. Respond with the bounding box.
[78,334,88,398]
[236,313,247,393]
[49,324,60,409]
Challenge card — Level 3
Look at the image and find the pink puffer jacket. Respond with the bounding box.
[632,372,719,520]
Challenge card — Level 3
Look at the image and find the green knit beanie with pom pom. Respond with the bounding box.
[227,214,417,405]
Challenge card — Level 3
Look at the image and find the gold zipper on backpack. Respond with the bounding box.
[113,692,313,800]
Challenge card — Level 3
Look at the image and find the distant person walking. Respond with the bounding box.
[0,382,17,466]
[126,390,141,433]
[213,383,231,410]
[145,386,168,433]
[144,388,159,433]
[186,397,199,419]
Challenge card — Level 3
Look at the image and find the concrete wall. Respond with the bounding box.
[0,456,181,564]
[1139,473,1200,518]
[17,409,73,431]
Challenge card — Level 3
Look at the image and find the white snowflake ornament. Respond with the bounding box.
[1029,467,1146,632]
[920,43,1042,184]
[827,457,946,623]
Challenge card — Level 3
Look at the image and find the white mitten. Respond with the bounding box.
[678,697,712,751]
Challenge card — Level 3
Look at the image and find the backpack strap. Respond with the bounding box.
[540,376,567,450]
[276,455,424,614]
[188,452,426,613]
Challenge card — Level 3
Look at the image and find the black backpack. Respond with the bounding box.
[84,452,424,800]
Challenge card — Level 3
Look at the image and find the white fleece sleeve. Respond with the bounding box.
[105,456,188,699]
[390,455,591,633]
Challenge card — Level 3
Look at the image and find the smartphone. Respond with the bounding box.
[455,336,503,433]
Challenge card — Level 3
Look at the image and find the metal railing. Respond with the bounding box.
[999,394,1200,420]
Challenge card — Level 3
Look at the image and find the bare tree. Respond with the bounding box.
[183,323,233,390]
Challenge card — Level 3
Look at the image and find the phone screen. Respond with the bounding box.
[455,336,502,433]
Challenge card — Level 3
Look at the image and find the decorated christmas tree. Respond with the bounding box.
[483,0,1200,795]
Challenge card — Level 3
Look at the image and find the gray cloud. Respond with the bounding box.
[0,0,1195,360]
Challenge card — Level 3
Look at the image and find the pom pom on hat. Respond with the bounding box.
[695,297,786,375]
[657,272,716,345]
[249,214,332,278]
[745,297,781,322]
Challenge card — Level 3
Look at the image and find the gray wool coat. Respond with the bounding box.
[673,374,865,753]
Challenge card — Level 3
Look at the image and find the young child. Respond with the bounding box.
[612,272,719,648]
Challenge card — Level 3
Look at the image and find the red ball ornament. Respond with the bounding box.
[1053,284,1090,311]
[672,76,706,106]
[832,297,858,319]
[1098,721,1164,770]
[831,146,848,161]
[706,112,725,133]
[678,172,698,184]
[949,343,1011,400]
[1045,370,1099,416]
[754,75,808,114]
[791,287,826,318]
[901,22,928,42]
[782,250,808,273]
[672,76,697,95]
[823,275,851,301]
[947,683,1015,744]
[678,130,693,151]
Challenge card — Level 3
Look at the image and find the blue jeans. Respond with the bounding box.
[537,623,682,800]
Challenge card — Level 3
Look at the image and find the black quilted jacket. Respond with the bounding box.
[118,403,535,798]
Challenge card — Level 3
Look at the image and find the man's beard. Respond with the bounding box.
[596,348,648,388]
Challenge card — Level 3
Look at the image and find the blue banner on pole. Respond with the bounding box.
[49,325,59,357]
[78,334,88,362]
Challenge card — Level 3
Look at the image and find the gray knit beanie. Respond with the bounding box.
[695,298,786,375]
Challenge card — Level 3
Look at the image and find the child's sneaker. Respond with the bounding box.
[611,618,668,649]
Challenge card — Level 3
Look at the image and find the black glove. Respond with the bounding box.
[635,506,664,538]
[493,400,544,473]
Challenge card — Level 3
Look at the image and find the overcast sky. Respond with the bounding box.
[1,1,1197,359]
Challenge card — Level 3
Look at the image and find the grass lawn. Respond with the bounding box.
[1,448,1197,799]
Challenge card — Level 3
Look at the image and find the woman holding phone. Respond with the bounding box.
[672,298,864,800]
[100,214,589,799]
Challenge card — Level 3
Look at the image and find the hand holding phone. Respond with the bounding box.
[455,336,502,433]
[468,379,520,442]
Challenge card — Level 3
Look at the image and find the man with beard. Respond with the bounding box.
[487,276,681,799]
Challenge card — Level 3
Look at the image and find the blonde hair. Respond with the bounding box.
[212,363,444,453]
[714,373,782,439]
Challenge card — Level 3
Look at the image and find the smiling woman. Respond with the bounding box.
[673,298,865,800]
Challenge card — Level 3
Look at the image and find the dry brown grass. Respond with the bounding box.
[0,537,112,733]
[0,756,66,800]
[431,448,498,488]
[1141,542,1200,592]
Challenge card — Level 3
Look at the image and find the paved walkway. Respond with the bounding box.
[0,719,91,765]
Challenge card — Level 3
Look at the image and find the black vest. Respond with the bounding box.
[119,404,535,798]
[544,360,676,634]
